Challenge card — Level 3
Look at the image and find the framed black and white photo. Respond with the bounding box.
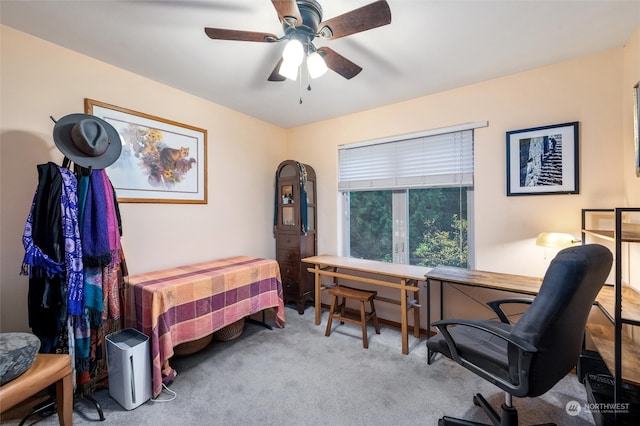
[506,122,579,196]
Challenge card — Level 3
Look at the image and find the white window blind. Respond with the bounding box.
[338,129,474,191]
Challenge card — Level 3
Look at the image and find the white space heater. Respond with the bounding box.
[106,328,151,410]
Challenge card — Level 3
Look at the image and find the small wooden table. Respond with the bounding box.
[0,354,73,425]
[303,255,429,355]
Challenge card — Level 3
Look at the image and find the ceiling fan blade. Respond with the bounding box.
[319,0,391,40]
[271,0,302,26]
[317,47,362,79]
[204,27,278,42]
[268,57,287,82]
[139,1,250,12]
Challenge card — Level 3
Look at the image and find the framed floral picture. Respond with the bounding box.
[506,121,579,196]
[85,99,207,204]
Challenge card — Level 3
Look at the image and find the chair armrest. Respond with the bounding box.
[486,298,534,324]
[432,318,538,354]
[431,318,537,396]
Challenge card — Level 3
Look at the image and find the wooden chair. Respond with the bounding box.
[325,285,380,348]
[0,353,73,425]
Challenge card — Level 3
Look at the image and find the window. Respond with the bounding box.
[339,123,484,267]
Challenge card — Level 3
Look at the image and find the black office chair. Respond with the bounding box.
[426,244,613,426]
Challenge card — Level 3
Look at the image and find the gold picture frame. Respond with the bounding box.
[85,99,207,204]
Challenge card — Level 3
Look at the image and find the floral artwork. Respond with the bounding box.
[121,125,196,189]
[85,99,207,204]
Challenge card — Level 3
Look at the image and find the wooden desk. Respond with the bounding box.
[303,255,429,355]
[425,265,640,386]
[424,266,544,363]
[588,285,640,387]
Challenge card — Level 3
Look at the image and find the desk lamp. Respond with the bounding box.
[536,232,581,248]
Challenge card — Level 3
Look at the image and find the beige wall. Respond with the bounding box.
[622,29,640,290]
[2,24,638,333]
[623,29,640,206]
[286,29,640,322]
[0,26,286,332]
[287,48,627,275]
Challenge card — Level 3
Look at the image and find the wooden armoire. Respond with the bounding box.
[274,160,317,314]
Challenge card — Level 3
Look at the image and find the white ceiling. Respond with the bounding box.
[2,0,639,128]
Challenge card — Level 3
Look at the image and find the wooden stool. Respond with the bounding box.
[325,285,380,348]
[0,354,73,425]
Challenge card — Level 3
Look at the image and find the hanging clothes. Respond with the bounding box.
[21,162,84,353]
[101,171,122,321]
[21,162,126,387]
[21,112,126,395]
[21,163,65,351]
[59,167,84,318]
[75,169,123,385]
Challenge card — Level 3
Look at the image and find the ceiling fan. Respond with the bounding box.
[204,0,391,82]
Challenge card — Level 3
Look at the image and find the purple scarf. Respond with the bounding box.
[101,171,121,260]
[82,171,112,267]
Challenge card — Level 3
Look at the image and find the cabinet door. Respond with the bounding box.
[302,179,312,231]
[279,181,297,228]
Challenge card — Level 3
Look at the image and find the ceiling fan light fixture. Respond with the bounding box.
[278,59,299,81]
[282,39,304,66]
[318,26,333,40]
[205,0,394,85]
[307,51,327,79]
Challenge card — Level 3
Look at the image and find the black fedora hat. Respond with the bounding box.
[53,113,122,170]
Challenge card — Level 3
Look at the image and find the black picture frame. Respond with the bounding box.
[506,121,579,196]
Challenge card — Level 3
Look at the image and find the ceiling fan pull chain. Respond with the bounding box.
[305,38,312,93]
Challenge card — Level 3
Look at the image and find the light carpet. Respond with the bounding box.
[1,306,595,425]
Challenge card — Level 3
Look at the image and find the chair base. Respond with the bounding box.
[438,393,556,426]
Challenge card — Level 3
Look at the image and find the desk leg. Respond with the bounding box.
[427,279,444,364]
[56,370,73,426]
[246,310,273,330]
[314,265,321,326]
[400,279,408,355]
[439,280,444,322]
[426,278,432,364]
[413,286,420,338]
[426,279,445,364]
